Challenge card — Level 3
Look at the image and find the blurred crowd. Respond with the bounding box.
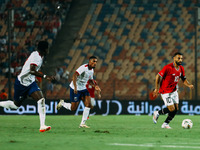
[0,0,72,96]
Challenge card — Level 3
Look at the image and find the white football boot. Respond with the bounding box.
[161,123,172,129]
[39,125,51,132]
[79,124,90,128]
[153,111,159,124]
[56,99,64,110]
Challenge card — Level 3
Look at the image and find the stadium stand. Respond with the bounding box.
[62,0,197,100]
[0,0,72,97]
[0,0,197,100]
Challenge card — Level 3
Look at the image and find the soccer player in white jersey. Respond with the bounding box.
[0,41,55,132]
[56,56,100,128]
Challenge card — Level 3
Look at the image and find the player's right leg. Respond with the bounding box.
[153,107,171,124]
[153,111,159,124]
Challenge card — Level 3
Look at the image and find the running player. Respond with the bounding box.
[0,41,55,132]
[153,52,194,129]
[56,56,100,128]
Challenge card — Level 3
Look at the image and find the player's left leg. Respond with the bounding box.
[161,91,179,129]
[164,103,178,123]
[57,88,80,111]
[0,78,24,109]
[30,83,51,132]
[0,100,19,109]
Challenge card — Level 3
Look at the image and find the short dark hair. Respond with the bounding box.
[89,56,97,60]
[173,52,183,58]
[38,41,48,52]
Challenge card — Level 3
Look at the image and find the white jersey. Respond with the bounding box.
[18,51,43,86]
[70,64,94,91]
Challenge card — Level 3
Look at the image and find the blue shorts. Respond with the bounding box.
[70,87,90,102]
[14,78,40,103]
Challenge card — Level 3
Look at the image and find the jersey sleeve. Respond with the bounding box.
[180,66,186,81]
[30,52,41,66]
[76,65,86,75]
[158,65,168,77]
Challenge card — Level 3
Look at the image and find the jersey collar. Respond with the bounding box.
[37,51,43,58]
[173,62,179,71]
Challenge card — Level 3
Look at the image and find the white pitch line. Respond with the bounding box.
[161,145,200,149]
[110,143,154,147]
[109,143,200,149]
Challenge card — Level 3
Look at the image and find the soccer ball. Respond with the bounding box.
[182,119,193,129]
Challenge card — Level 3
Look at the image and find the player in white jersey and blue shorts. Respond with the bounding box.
[56,56,100,128]
[0,41,55,132]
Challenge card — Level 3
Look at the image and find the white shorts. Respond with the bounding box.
[161,90,179,106]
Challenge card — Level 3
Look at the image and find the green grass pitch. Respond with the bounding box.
[0,115,200,150]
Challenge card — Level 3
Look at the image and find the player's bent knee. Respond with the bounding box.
[71,105,78,111]
[84,103,93,108]
[168,107,175,112]
[37,98,45,105]
[71,107,77,111]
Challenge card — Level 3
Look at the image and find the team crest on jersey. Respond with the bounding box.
[74,97,78,101]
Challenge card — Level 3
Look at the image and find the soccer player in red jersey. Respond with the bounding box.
[86,79,101,119]
[153,52,194,129]
[86,79,101,107]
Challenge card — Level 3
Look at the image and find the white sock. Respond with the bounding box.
[91,98,96,107]
[37,98,46,127]
[80,107,90,125]
[0,100,18,109]
[62,102,71,110]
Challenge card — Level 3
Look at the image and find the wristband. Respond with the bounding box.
[43,74,47,79]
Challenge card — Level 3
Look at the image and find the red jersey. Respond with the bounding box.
[158,63,186,94]
[86,80,97,98]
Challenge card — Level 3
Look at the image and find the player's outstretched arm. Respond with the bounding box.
[30,64,55,81]
[183,79,194,89]
[96,90,101,99]
[72,72,79,94]
[88,79,101,92]
[153,74,161,97]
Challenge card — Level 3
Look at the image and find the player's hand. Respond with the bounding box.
[188,84,194,89]
[74,88,78,94]
[95,85,101,91]
[98,94,101,99]
[47,76,56,81]
[153,89,159,97]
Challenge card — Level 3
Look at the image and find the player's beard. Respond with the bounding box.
[176,61,182,66]
[91,64,96,69]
